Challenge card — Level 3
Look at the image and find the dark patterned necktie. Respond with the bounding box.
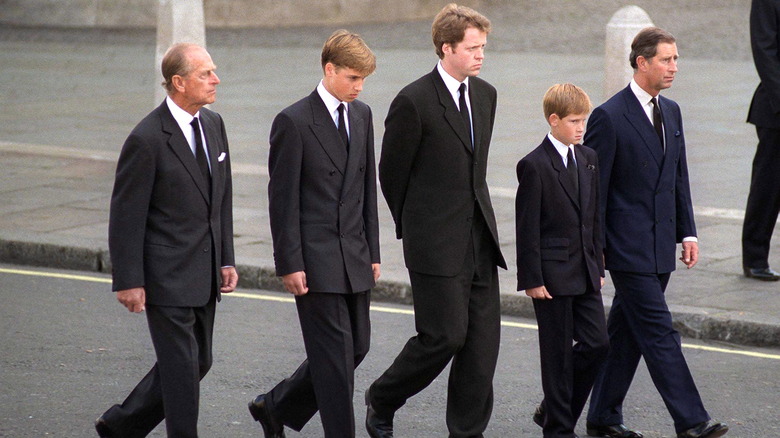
[567,147,579,200]
[190,117,211,196]
[337,103,349,153]
[651,96,664,150]
[458,83,473,149]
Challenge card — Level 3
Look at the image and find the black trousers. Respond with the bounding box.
[533,290,609,438]
[368,215,501,438]
[743,126,780,269]
[266,291,370,438]
[100,295,217,438]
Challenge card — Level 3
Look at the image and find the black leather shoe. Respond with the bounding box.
[744,267,780,281]
[676,420,729,438]
[532,404,544,428]
[586,422,643,438]
[365,390,393,438]
[94,417,113,438]
[248,394,286,438]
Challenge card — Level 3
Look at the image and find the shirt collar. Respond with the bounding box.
[630,78,656,107]
[166,96,200,126]
[316,80,347,118]
[547,132,575,165]
[437,60,469,98]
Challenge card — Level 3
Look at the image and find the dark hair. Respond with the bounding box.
[431,3,491,59]
[629,27,676,69]
[321,29,376,76]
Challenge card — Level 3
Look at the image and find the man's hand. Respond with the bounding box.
[372,263,381,282]
[117,287,146,313]
[525,285,552,300]
[680,241,699,269]
[220,267,238,293]
[282,271,308,296]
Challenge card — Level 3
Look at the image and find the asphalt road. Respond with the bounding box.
[1,264,778,437]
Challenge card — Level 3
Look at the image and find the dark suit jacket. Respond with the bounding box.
[515,137,603,295]
[379,68,506,276]
[585,85,696,274]
[109,101,235,307]
[267,90,380,293]
[748,0,780,129]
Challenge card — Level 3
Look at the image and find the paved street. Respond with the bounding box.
[1,264,778,437]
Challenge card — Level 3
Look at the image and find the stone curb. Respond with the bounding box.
[2,238,778,348]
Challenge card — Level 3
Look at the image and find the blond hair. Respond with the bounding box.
[543,83,592,121]
[321,29,376,76]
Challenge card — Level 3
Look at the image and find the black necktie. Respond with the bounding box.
[458,83,473,149]
[337,103,349,153]
[190,117,211,195]
[651,96,664,150]
[567,147,579,200]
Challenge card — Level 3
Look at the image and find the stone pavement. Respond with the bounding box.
[1,18,779,349]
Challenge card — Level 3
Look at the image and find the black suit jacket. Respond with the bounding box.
[748,0,780,129]
[109,101,235,307]
[515,137,603,295]
[267,90,380,293]
[379,68,506,276]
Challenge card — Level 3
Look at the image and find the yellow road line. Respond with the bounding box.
[4,267,780,360]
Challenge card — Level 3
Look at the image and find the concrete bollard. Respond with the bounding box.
[604,5,653,99]
[154,0,206,105]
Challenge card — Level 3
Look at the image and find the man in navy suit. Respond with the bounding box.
[248,30,380,438]
[583,28,728,438]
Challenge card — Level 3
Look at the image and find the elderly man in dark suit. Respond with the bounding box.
[742,0,780,281]
[247,30,380,438]
[364,4,506,438]
[583,28,727,438]
[95,43,238,438]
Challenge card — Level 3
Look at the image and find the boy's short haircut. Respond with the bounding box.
[543,83,592,121]
[431,3,491,59]
[321,29,376,76]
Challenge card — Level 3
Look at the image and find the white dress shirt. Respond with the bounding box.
[437,61,473,144]
[317,80,349,139]
[166,96,211,170]
[547,132,576,168]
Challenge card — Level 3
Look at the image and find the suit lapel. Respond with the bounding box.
[575,147,593,214]
[621,87,664,166]
[430,69,473,154]
[470,80,489,156]
[159,103,211,205]
[200,110,222,205]
[341,103,366,198]
[542,137,579,211]
[308,90,348,175]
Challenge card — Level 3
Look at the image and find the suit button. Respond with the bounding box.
[340,233,345,238]
[339,201,345,207]
[203,247,209,252]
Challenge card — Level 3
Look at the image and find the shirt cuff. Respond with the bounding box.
[682,236,698,243]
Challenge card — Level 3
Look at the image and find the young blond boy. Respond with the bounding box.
[515,83,609,438]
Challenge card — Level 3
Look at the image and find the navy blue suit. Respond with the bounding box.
[584,85,710,433]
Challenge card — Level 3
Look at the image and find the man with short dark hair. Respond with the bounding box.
[583,27,727,438]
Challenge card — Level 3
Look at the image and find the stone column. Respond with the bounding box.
[154,0,206,104]
[604,5,653,99]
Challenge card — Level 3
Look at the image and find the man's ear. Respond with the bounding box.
[548,113,560,127]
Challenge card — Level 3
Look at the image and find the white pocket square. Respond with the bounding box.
[218,152,226,162]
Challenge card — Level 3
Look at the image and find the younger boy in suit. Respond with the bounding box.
[515,83,609,438]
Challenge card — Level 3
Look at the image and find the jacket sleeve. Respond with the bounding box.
[751,0,780,114]
[108,132,155,291]
[378,92,422,239]
[267,112,305,276]
[583,106,616,249]
[217,113,236,268]
[515,158,544,291]
[363,106,381,264]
